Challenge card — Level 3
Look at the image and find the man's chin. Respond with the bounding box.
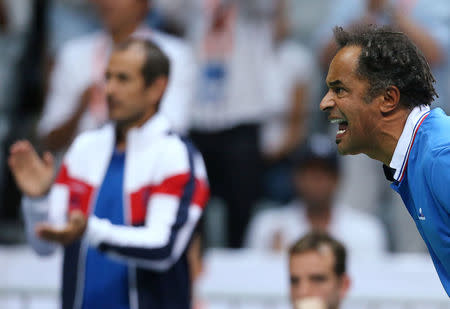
[110,115,130,126]
[337,144,362,156]
[336,141,353,156]
[336,141,347,155]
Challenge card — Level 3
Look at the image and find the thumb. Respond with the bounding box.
[69,210,86,222]
[68,210,87,229]
[42,151,54,167]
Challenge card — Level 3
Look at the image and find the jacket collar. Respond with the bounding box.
[103,113,172,149]
[127,112,171,141]
[386,105,430,182]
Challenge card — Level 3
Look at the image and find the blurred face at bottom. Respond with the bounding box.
[289,249,349,309]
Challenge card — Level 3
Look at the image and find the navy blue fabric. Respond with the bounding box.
[136,254,191,309]
[82,150,130,309]
[62,241,81,309]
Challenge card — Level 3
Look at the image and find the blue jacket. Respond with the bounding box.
[389,108,450,296]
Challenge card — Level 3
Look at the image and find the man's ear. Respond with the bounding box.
[338,273,351,299]
[380,85,400,113]
[146,76,168,106]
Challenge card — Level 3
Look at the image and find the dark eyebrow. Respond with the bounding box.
[327,80,344,87]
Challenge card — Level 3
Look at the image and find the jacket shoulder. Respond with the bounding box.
[68,125,113,155]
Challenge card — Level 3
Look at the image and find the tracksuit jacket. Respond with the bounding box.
[22,114,210,308]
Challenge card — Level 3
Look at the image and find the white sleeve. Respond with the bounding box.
[345,213,388,257]
[282,42,315,86]
[37,42,89,137]
[366,218,388,254]
[244,211,277,250]
[21,184,70,256]
[158,42,196,135]
[85,140,209,271]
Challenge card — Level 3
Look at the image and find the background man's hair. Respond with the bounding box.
[333,24,437,108]
[115,38,170,87]
[289,231,347,277]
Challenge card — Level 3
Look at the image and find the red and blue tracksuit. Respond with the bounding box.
[22,114,210,308]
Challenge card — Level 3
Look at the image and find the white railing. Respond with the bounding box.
[1,246,448,309]
[1,289,448,309]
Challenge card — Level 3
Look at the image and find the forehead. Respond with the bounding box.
[92,0,140,9]
[290,249,335,274]
[107,46,145,73]
[326,45,362,84]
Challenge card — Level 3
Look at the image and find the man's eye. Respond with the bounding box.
[334,87,344,95]
[118,73,129,82]
[310,275,327,283]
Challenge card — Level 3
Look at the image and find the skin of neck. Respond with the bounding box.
[363,104,411,166]
[306,203,332,231]
[108,8,147,44]
[115,106,157,151]
[110,20,141,44]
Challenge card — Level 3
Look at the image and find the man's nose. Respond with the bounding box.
[320,91,335,112]
[105,79,116,96]
[299,282,313,298]
[293,282,313,300]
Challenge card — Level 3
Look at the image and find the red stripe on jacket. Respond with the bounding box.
[55,164,95,216]
[129,173,210,225]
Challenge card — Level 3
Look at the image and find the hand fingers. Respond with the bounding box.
[8,140,36,167]
[69,210,87,223]
[7,155,15,169]
[9,140,33,155]
[36,212,87,245]
[8,141,27,169]
[9,140,26,154]
[36,224,70,244]
[37,224,81,245]
[9,141,25,167]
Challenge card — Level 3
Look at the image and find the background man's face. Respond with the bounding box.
[90,0,148,32]
[320,46,379,155]
[105,46,151,126]
[294,162,338,209]
[289,249,348,309]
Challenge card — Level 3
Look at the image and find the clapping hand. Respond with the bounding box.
[36,210,87,245]
[8,140,54,197]
[8,140,87,245]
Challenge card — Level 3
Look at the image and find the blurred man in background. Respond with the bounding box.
[38,0,193,155]
[260,0,315,204]
[246,134,386,257]
[289,231,350,309]
[188,0,275,248]
[9,39,209,309]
